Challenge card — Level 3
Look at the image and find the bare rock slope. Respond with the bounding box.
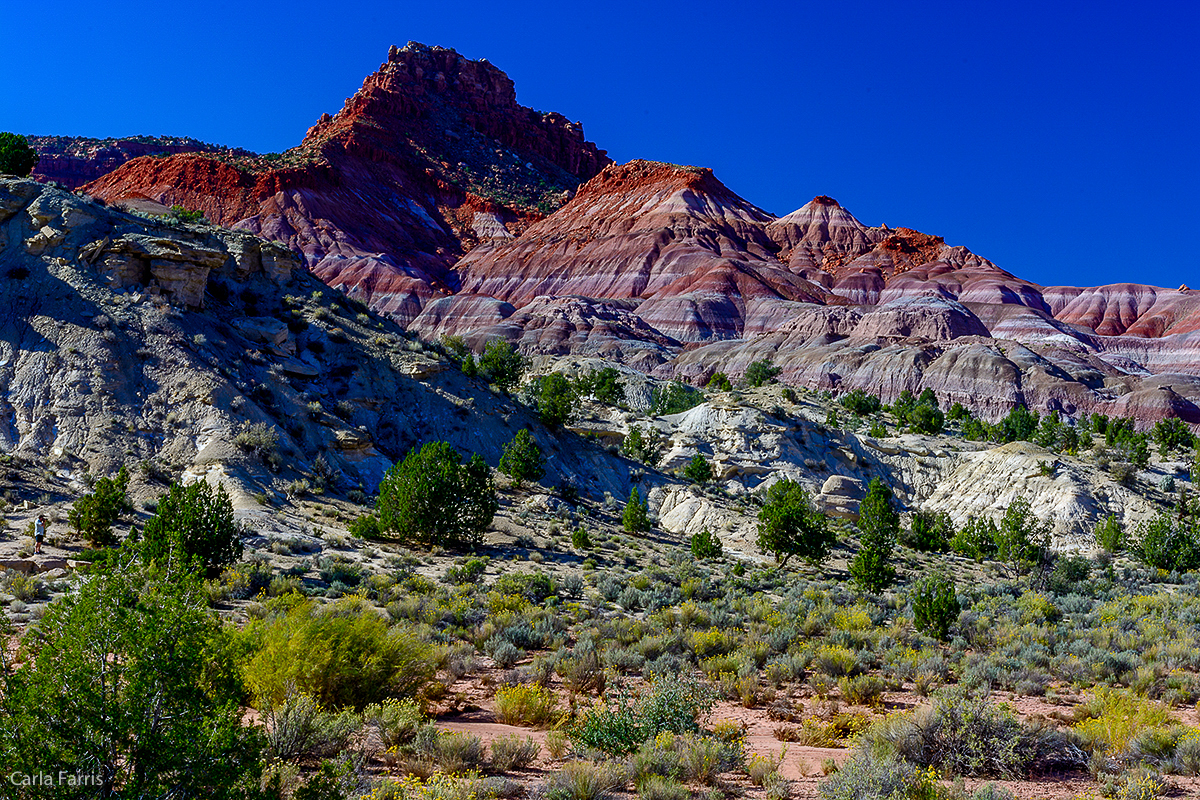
[0,178,633,514]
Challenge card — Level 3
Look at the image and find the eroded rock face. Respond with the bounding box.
[765,196,883,272]
[82,42,609,324]
[0,178,636,513]
[919,441,1157,550]
[447,160,834,343]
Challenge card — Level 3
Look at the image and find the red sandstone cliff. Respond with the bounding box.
[83,42,609,322]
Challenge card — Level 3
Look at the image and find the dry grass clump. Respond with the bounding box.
[544,760,627,800]
[490,734,541,771]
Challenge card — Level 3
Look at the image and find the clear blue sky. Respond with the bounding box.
[5,0,1196,290]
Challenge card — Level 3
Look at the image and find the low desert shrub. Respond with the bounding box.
[861,687,1085,777]
[484,636,524,669]
[788,714,870,747]
[571,675,715,755]
[546,730,571,760]
[242,596,433,709]
[544,761,627,800]
[494,684,562,728]
[747,751,784,786]
[812,645,861,677]
[260,688,361,759]
[415,728,486,773]
[557,645,607,695]
[364,697,428,749]
[234,422,281,467]
[677,733,742,784]
[490,734,541,771]
[1073,688,1178,757]
[1,571,46,602]
[839,674,886,707]
[817,750,935,800]
[636,775,689,800]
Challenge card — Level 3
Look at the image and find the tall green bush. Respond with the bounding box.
[682,453,713,484]
[650,382,702,416]
[689,529,723,560]
[903,510,952,552]
[376,441,497,549]
[994,497,1050,576]
[0,132,38,177]
[499,429,545,485]
[998,405,1040,443]
[624,487,650,533]
[950,516,999,561]
[536,372,576,428]
[1135,513,1200,572]
[840,389,882,416]
[850,478,899,592]
[1152,417,1195,457]
[571,675,714,755]
[142,479,242,574]
[575,367,626,406]
[242,597,433,710]
[621,425,663,466]
[0,562,261,797]
[911,573,959,641]
[479,340,527,393]
[68,465,130,547]
[706,372,733,392]
[743,359,782,388]
[1094,514,1124,554]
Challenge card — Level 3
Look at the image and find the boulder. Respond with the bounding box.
[815,475,866,520]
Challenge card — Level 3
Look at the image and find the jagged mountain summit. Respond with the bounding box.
[25,44,1200,426]
[74,42,609,324]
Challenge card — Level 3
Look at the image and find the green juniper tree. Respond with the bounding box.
[0,559,263,799]
[994,496,1051,577]
[499,428,545,486]
[743,358,782,387]
[756,479,835,567]
[478,340,527,393]
[689,528,723,559]
[911,572,959,641]
[623,486,650,533]
[68,465,131,547]
[682,453,713,484]
[142,479,242,575]
[536,372,575,428]
[377,441,497,549]
[706,372,733,392]
[0,132,38,177]
[850,477,899,592]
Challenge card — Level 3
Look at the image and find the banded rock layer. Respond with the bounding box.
[40,45,1199,425]
[81,42,609,323]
